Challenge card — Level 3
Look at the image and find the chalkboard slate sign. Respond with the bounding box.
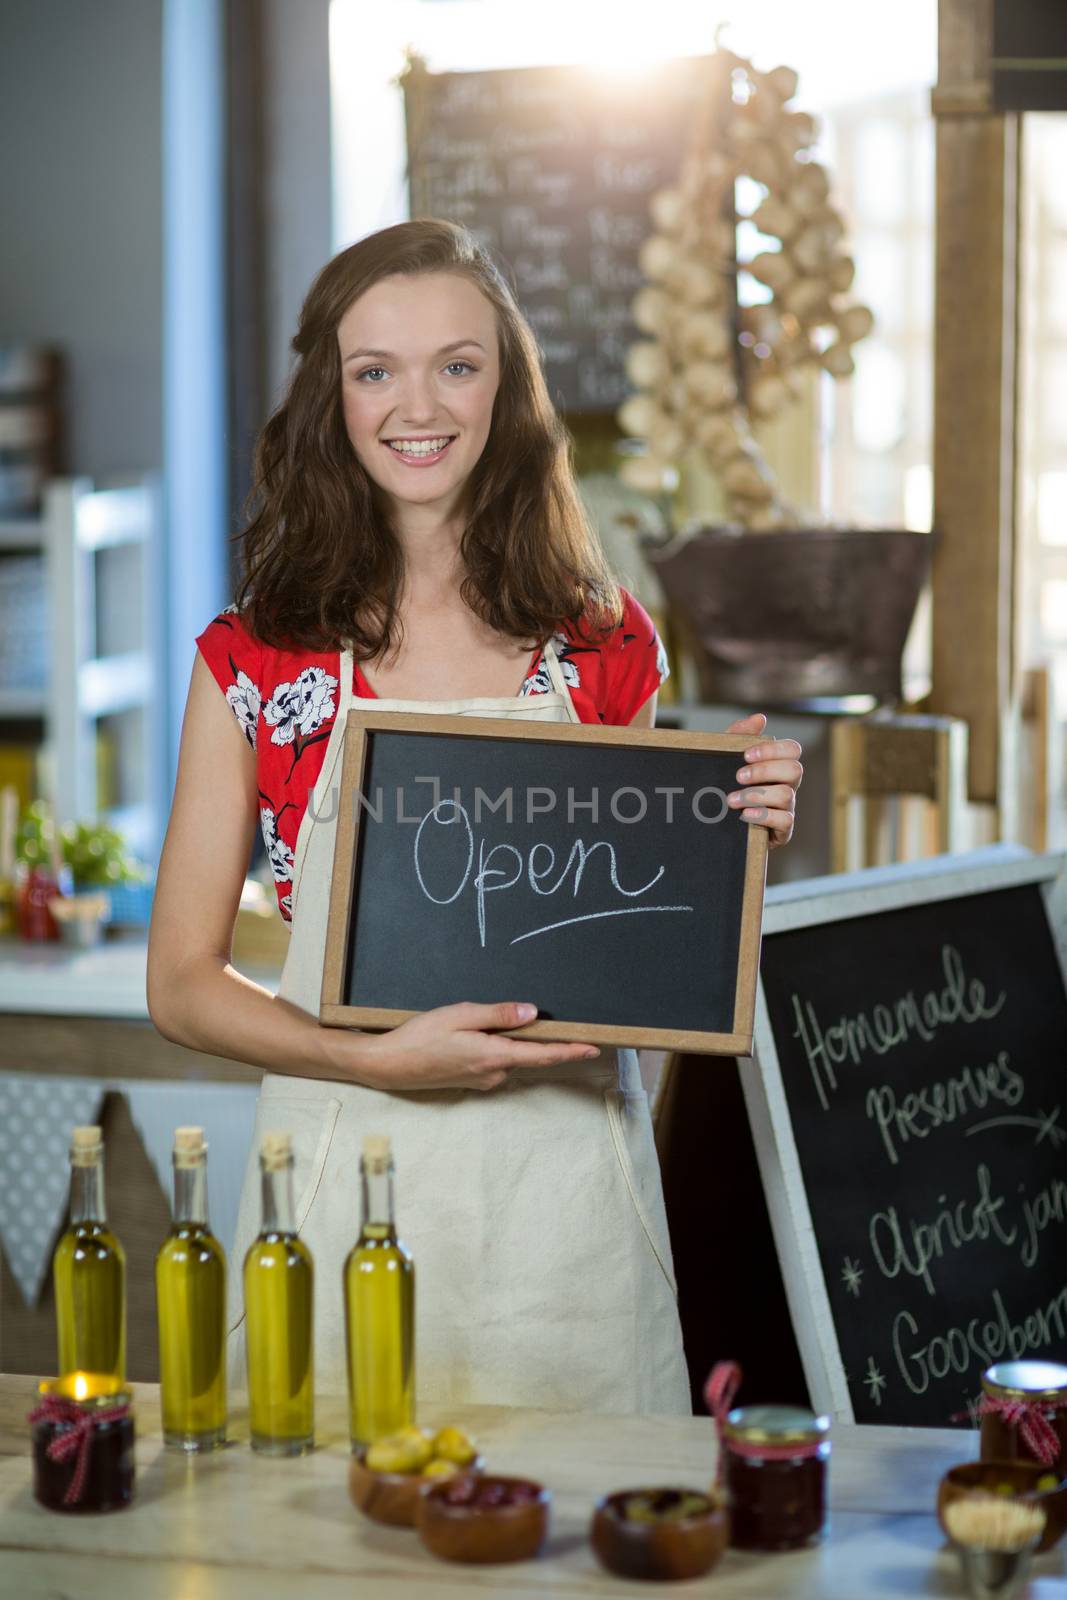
[320,712,767,1053]
[745,847,1067,1428]
[402,55,713,412]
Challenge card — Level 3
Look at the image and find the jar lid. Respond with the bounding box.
[723,1404,830,1445]
[982,1361,1067,1401]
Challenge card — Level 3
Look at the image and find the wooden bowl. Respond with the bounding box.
[348,1449,485,1528]
[938,1460,1067,1554]
[416,1474,550,1563]
[591,1488,729,1582]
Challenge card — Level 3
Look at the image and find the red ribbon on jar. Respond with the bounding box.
[27,1393,132,1506]
[704,1360,742,1483]
[969,1395,1065,1468]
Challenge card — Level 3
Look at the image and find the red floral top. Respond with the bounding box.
[195,590,670,922]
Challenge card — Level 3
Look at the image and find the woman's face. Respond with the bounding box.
[337,271,501,524]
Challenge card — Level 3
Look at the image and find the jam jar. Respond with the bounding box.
[30,1374,135,1512]
[723,1404,830,1551]
[979,1361,1067,1469]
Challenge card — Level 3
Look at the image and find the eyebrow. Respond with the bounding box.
[343,339,487,364]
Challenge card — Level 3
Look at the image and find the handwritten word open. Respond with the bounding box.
[412,799,694,948]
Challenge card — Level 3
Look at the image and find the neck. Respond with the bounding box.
[361,1163,396,1242]
[387,496,466,581]
[261,1162,296,1234]
[173,1161,208,1227]
[69,1162,106,1226]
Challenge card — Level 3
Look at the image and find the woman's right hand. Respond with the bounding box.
[333,1002,600,1092]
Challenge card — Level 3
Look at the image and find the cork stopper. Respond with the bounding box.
[70,1125,103,1166]
[260,1131,292,1171]
[173,1126,206,1167]
[362,1134,392,1174]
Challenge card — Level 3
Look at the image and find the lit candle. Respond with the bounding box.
[28,1373,135,1512]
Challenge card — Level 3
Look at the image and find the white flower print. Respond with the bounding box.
[519,662,552,697]
[263,666,338,747]
[279,892,293,922]
[655,631,670,684]
[520,634,580,696]
[225,669,261,748]
[260,806,295,884]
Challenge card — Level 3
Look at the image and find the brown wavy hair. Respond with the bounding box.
[236,218,620,657]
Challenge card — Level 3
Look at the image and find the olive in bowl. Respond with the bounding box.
[416,1473,550,1563]
[937,1460,1067,1554]
[591,1487,729,1582]
[348,1427,483,1527]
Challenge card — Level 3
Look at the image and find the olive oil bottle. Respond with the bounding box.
[244,1132,314,1455]
[53,1125,126,1380]
[343,1134,415,1448]
[155,1127,227,1451]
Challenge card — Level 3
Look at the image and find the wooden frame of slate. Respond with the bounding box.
[744,843,1067,1429]
[320,711,768,1053]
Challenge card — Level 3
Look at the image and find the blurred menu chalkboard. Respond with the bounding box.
[403,56,713,412]
[747,850,1067,1428]
[993,0,1067,111]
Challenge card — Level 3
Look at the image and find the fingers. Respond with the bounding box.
[497,1040,601,1070]
[740,737,803,766]
[726,712,767,735]
[435,1001,600,1067]
[734,757,803,790]
[733,805,795,848]
[761,811,796,848]
[442,1000,537,1032]
[727,782,796,813]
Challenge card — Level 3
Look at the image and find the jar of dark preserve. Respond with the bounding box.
[979,1361,1067,1469]
[723,1405,830,1551]
[30,1374,135,1512]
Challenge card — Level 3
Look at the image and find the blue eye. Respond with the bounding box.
[354,361,476,382]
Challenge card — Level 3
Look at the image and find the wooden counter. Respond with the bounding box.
[2,1376,1064,1598]
[0,934,278,1080]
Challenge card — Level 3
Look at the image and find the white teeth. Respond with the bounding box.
[386,437,453,456]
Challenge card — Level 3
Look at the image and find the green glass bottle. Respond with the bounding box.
[53,1125,126,1380]
[343,1134,415,1449]
[244,1131,314,1455]
[155,1126,227,1451]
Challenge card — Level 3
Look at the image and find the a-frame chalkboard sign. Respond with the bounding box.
[745,844,1067,1429]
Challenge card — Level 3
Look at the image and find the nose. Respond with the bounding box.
[395,371,441,427]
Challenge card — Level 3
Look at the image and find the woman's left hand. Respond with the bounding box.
[725,713,803,849]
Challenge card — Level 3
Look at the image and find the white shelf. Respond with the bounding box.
[79,650,152,717]
[0,518,44,551]
[9,478,167,859]
[0,686,47,718]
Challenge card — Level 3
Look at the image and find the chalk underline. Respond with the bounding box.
[965,1110,1062,1142]
[509,905,695,944]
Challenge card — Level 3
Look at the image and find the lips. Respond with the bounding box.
[382,436,457,466]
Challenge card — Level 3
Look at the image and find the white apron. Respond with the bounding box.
[226,638,692,1415]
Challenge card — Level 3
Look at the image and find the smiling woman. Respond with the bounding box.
[147,217,802,1422]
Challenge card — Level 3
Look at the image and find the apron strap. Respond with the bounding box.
[541,638,581,723]
[338,646,356,714]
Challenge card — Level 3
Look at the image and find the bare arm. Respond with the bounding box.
[146,653,357,1078]
[147,655,595,1090]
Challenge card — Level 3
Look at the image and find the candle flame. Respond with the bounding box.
[73,1373,89,1401]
